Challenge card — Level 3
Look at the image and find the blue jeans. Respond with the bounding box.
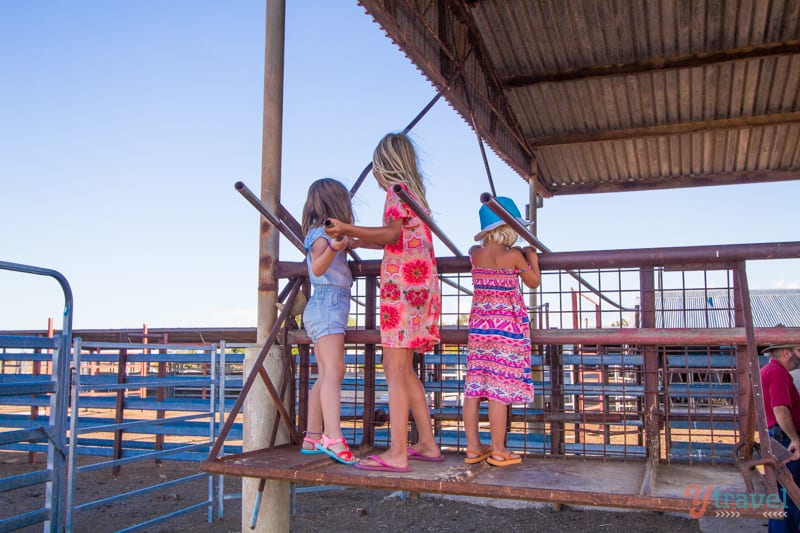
[770,428,800,533]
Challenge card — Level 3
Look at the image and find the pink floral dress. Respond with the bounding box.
[378,184,441,353]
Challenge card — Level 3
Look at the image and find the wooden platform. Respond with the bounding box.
[201,446,774,518]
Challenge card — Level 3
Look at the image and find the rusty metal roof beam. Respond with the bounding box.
[530,111,800,147]
[548,169,800,196]
[502,40,800,88]
[361,0,541,189]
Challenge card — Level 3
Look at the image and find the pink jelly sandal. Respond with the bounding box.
[354,455,411,472]
[315,434,357,465]
[300,431,323,455]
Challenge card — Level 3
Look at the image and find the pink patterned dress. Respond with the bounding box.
[378,184,441,353]
[465,262,533,404]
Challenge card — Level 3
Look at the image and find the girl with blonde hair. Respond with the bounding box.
[325,133,442,471]
[463,196,540,466]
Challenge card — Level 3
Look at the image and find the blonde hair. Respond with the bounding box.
[372,133,430,210]
[301,178,354,235]
[481,225,519,248]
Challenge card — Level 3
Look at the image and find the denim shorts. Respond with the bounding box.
[303,285,351,343]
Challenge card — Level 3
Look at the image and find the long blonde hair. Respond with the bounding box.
[372,133,430,211]
[301,178,354,235]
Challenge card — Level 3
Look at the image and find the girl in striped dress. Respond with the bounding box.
[463,197,540,467]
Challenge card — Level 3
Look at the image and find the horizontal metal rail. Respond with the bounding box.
[287,326,800,346]
[73,472,208,512]
[0,427,50,446]
[481,192,634,311]
[0,380,55,396]
[115,500,212,533]
[0,336,61,350]
[276,240,800,278]
[75,442,212,474]
[73,413,210,435]
[0,469,51,493]
[0,508,50,532]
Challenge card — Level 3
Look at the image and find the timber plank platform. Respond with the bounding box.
[201,446,771,518]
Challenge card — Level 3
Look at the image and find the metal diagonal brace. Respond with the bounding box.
[390,184,473,297]
[480,192,634,312]
[235,181,306,253]
[206,278,302,459]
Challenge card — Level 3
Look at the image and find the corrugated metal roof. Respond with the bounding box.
[360,0,800,197]
[655,288,800,328]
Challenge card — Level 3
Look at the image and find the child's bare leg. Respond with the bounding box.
[405,360,440,458]
[365,347,410,468]
[463,396,485,458]
[488,400,517,459]
[304,357,324,450]
[316,334,347,454]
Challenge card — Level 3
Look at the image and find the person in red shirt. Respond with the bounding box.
[761,342,800,533]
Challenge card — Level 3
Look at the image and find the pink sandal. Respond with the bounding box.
[315,434,356,465]
[300,432,323,455]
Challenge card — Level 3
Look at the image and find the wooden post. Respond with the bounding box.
[242,1,290,531]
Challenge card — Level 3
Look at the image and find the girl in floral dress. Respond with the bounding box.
[324,133,442,471]
[463,197,540,466]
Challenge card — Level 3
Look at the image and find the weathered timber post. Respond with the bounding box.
[242,1,290,532]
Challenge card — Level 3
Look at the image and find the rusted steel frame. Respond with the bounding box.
[427,410,643,425]
[287,326,800,347]
[734,263,800,505]
[482,192,633,312]
[360,276,378,447]
[112,347,127,476]
[237,180,364,266]
[547,344,564,454]
[269,331,295,448]
[363,0,533,162]
[390,183,473,296]
[639,267,660,496]
[262,363,291,448]
[458,60,497,197]
[570,290,579,329]
[207,278,302,459]
[350,84,449,197]
[235,181,305,252]
[202,452,769,517]
[392,184,463,257]
[297,343,310,436]
[732,263,756,462]
[277,240,800,279]
[155,345,167,461]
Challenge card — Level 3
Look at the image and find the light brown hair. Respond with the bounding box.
[301,178,354,235]
[372,133,430,210]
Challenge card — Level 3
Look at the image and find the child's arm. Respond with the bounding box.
[517,246,542,289]
[324,218,402,248]
[309,236,349,277]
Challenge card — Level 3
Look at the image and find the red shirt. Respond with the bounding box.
[761,358,800,430]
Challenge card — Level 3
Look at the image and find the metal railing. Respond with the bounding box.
[63,339,242,530]
[0,261,72,532]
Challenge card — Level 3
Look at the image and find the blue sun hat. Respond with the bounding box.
[474,196,531,241]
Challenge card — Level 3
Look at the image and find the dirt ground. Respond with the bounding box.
[0,452,768,532]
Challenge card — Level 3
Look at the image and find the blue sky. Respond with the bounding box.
[1,1,798,331]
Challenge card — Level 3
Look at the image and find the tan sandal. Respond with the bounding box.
[486,450,521,467]
[464,445,493,464]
